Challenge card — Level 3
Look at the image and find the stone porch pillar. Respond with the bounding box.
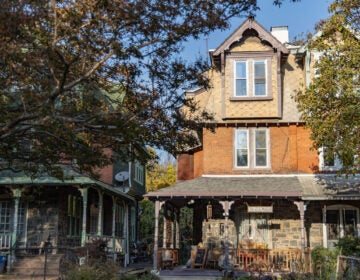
[80,187,88,246]
[220,200,234,274]
[295,201,306,257]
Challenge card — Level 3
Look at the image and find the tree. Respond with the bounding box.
[0,0,259,178]
[296,0,360,174]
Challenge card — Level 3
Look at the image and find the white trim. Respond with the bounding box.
[234,128,270,169]
[234,129,249,168]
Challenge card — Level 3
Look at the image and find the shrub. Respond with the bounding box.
[62,261,118,280]
[336,236,360,257]
[311,247,337,280]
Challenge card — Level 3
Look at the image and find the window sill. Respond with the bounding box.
[230,96,273,101]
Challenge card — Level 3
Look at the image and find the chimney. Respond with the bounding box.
[271,26,289,44]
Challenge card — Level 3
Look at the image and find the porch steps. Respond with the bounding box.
[8,253,61,279]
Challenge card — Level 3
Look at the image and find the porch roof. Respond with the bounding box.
[145,174,360,202]
[299,174,360,200]
[0,167,136,202]
[145,175,303,200]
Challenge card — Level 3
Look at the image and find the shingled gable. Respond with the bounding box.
[211,17,289,58]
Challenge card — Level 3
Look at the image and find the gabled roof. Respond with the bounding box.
[212,17,289,57]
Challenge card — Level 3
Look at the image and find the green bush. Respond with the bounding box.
[311,247,337,280]
[336,236,360,257]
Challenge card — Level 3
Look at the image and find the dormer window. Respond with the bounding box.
[232,56,271,100]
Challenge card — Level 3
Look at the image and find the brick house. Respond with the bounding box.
[146,18,360,271]
[0,147,146,276]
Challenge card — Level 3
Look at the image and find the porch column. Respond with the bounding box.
[11,188,22,248]
[295,201,306,257]
[322,205,327,248]
[171,219,174,249]
[175,209,180,249]
[220,200,234,274]
[153,200,164,270]
[124,202,129,266]
[163,216,167,249]
[97,190,103,236]
[111,197,116,260]
[80,187,88,246]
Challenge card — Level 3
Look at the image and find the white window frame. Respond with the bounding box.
[235,129,249,168]
[234,59,268,98]
[234,128,270,169]
[319,147,342,171]
[253,60,267,96]
[234,61,248,97]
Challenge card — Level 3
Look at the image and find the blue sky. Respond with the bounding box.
[182,0,332,61]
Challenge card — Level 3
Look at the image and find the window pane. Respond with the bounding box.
[237,149,248,166]
[255,131,266,148]
[236,131,247,149]
[255,82,266,96]
[236,130,248,167]
[236,80,247,96]
[255,130,267,166]
[256,150,267,166]
[236,62,246,78]
[254,61,266,96]
[254,61,265,78]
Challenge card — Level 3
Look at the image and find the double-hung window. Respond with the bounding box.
[235,128,270,169]
[235,61,247,96]
[234,59,268,98]
[254,61,266,96]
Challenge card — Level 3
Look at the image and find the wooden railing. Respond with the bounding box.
[237,248,302,272]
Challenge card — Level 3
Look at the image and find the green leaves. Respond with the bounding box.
[296,0,360,174]
[3,0,295,178]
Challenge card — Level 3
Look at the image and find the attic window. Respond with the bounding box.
[233,59,269,98]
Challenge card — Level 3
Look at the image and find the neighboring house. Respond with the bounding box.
[146,18,360,272]
[0,147,146,275]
